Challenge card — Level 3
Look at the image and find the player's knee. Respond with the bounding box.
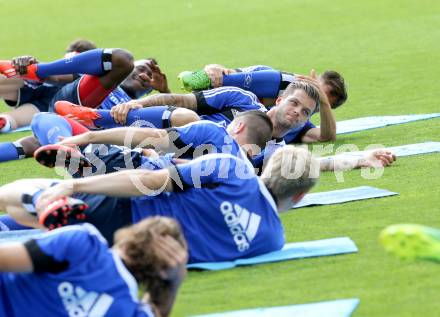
[170,108,200,127]
[30,112,45,132]
[111,48,134,77]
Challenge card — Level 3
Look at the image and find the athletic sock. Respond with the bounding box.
[0,142,25,162]
[35,48,112,78]
[31,113,73,145]
[222,70,282,98]
[95,106,172,129]
[21,188,44,216]
[0,215,30,231]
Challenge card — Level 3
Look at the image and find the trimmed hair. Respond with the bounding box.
[113,217,187,289]
[66,39,97,53]
[235,110,273,150]
[321,70,347,109]
[281,81,320,112]
[262,145,319,201]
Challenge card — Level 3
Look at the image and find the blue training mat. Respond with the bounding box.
[187,237,358,271]
[4,125,31,134]
[343,142,440,158]
[293,186,398,209]
[331,113,440,134]
[190,298,360,317]
[0,229,44,243]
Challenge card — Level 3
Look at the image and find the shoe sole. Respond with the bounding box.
[35,147,91,176]
[40,201,88,230]
[380,224,440,261]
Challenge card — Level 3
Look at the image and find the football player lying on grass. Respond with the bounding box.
[179,64,346,144]
[52,77,336,146]
[0,46,173,164]
[0,39,97,134]
[0,216,188,317]
[0,146,318,264]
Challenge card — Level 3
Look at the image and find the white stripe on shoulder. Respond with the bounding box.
[203,87,261,104]
[256,177,278,213]
[111,251,139,303]
[179,119,225,129]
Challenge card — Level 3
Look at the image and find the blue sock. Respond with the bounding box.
[31,113,73,145]
[21,188,44,216]
[0,215,30,231]
[223,70,282,98]
[95,106,172,129]
[0,142,25,163]
[36,49,109,78]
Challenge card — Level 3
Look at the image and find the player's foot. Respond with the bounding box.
[0,60,40,81]
[54,101,101,129]
[178,70,211,92]
[380,224,440,262]
[38,196,88,229]
[34,144,92,176]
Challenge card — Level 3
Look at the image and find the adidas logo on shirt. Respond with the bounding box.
[58,282,114,317]
[220,201,261,252]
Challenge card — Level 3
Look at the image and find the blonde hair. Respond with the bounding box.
[114,217,187,288]
[282,81,320,112]
[262,145,319,200]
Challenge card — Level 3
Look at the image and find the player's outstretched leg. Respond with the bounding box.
[0,136,40,163]
[55,100,199,129]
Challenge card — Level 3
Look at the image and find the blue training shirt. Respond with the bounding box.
[166,120,246,160]
[194,87,267,126]
[0,224,154,317]
[99,86,133,110]
[130,154,285,263]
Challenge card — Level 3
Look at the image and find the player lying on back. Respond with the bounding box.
[0,49,179,164]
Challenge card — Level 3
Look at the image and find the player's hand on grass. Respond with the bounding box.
[145,60,170,93]
[11,56,38,75]
[110,101,143,125]
[359,150,396,168]
[296,70,331,108]
[36,181,74,212]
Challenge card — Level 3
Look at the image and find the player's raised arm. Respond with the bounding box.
[137,93,197,110]
[59,126,172,151]
[297,71,337,143]
[36,168,174,211]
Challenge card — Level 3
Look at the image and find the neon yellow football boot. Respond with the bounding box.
[178,70,211,92]
[380,224,440,261]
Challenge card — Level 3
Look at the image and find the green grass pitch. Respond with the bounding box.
[1,0,440,316]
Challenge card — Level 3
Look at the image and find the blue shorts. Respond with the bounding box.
[48,78,81,112]
[72,144,143,178]
[73,193,132,244]
[5,83,61,112]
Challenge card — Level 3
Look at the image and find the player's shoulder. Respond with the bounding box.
[44,223,108,246]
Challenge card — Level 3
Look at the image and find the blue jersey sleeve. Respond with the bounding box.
[167,121,228,157]
[283,120,316,144]
[194,87,263,115]
[169,154,246,191]
[27,224,106,273]
[236,65,275,72]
